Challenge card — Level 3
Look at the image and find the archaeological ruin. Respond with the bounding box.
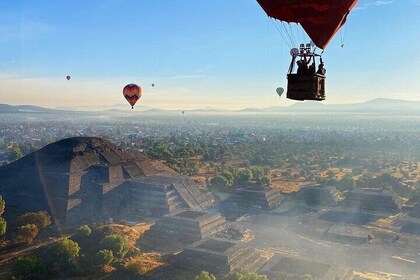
[295,184,340,206]
[324,224,373,245]
[343,188,403,213]
[140,209,228,252]
[222,187,283,217]
[175,237,267,276]
[0,137,214,228]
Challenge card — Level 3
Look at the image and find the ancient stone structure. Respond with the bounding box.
[324,224,373,245]
[0,137,214,228]
[260,254,353,280]
[296,184,340,206]
[343,188,403,213]
[140,209,228,252]
[398,202,420,235]
[222,187,282,217]
[176,237,267,276]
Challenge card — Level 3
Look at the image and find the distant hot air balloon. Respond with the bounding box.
[151,83,155,87]
[123,84,142,109]
[182,110,185,115]
[66,75,71,81]
[276,87,284,97]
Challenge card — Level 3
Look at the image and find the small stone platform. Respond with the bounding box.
[139,209,228,252]
[222,187,283,217]
[175,237,267,276]
[343,188,403,213]
[324,224,373,245]
[296,185,340,206]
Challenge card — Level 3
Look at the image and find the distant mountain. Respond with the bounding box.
[240,108,264,112]
[0,104,60,113]
[264,98,420,114]
[55,104,153,112]
[1,98,419,115]
[263,102,327,113]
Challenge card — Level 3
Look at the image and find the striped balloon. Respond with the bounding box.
[123,84,142,109]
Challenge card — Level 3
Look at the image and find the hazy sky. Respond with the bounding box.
[0,0,419,109]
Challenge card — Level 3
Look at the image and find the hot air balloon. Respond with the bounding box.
[66,75,71,81]
[256,0,359,101]
[123,84,142,109]
[151,83,155,87]
[276,87,284,97]
[256,0,358,49]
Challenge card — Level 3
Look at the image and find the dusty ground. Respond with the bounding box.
[271,179,309,193]
[239,210,420,278]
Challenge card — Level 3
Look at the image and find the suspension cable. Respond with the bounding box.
[280,20,294,48]
[272,19,292,50]
[288,23,296,47]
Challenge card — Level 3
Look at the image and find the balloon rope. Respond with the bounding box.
[267,17,270,55]
[272,19,292,49]
[280,20,294,47]
[341,19,349,47]
[288,23,296,47]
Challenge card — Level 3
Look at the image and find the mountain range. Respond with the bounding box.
[1,98,419,115]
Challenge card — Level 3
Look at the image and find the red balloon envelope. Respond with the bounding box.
[256,0,359,49]
[123,84,142,109]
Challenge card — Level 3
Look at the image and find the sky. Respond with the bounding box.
[0,0,419,110]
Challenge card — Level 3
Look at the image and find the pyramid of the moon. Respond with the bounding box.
[0,137,214,228]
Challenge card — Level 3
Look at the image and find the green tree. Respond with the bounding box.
[74,225,92,237]
[251,167,264,181]
[302,274,313,280]
[195,271,217,280]
[0,195,5,215]
[10,146,24,160]
[259,176,271,186]
[221,171,234,186]
[16,224,39,244]
[12,256,47,280]
[0,217,6,237]
[95,249,114,266]
[16,211,51,230]
[49,238,80,269]
[99,234,129,259]
[224,270,268,280]
[211,175,229,188]
[234,169,253,186]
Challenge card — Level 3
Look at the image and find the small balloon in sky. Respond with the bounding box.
[276,87,284,97]
[290,48,299,56]
[123,84,142,109]
[151,83,155,87]
[66,75,71,81]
